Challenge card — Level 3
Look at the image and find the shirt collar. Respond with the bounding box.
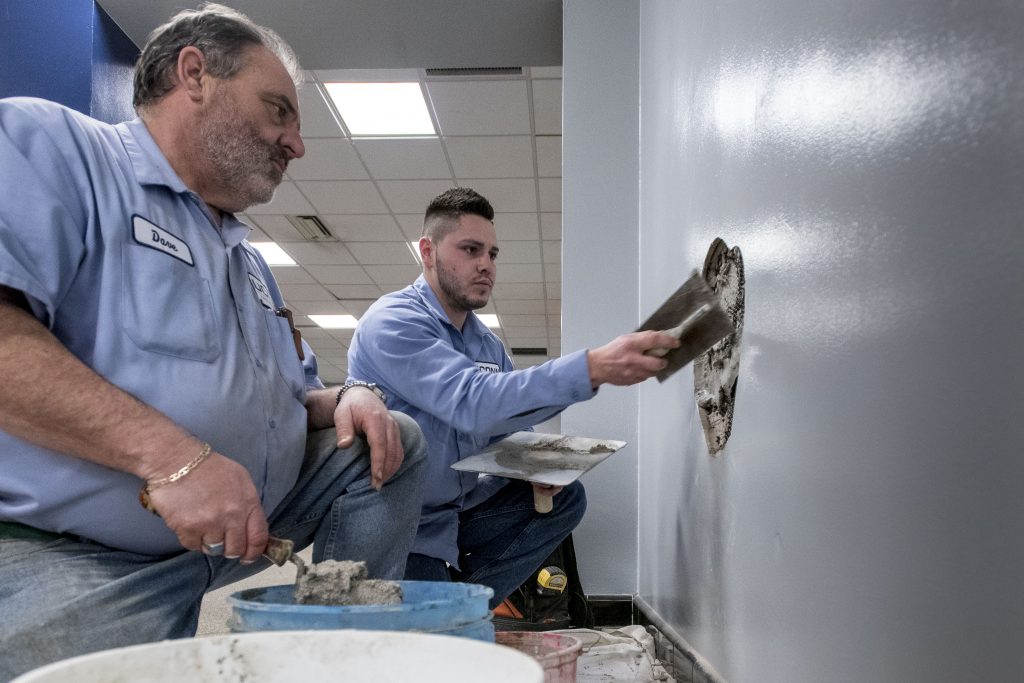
[117,118,251,247]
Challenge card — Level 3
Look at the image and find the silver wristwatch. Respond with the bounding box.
[335,380,387,405]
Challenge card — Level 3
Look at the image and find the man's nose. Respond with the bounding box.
[283,128,305,160]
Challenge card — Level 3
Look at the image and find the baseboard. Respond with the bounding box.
[631,594,728,683]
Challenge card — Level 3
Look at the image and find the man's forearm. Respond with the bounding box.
[306,387,339,430]
[0,291,201,482]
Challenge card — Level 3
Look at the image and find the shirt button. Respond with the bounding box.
[255,359,263,368]
[269,419,276,428]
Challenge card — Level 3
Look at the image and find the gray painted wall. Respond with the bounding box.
[566,0,1024,680]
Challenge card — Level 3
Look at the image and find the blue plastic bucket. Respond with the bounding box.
[227,581,495,642]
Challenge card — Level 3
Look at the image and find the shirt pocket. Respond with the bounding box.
[265,310,305,397]
[121,243,221,362]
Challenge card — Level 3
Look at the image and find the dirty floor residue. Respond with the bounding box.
[293,559,402,606]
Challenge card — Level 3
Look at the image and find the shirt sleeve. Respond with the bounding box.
[0,99,91,326]
[351,298,596,438]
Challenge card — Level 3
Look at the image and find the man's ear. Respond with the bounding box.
[175,46,209,103]
[418,236,434,269]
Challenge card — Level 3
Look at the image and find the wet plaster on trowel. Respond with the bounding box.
[293,560,402,606]
[694,238,745,455]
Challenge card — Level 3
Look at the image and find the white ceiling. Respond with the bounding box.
[95,2,564,384]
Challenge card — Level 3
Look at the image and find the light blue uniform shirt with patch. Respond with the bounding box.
[0,98,313,555]
[347,275,595,566]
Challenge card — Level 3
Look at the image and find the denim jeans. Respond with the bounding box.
[0,414,426,682]
[405,479,586,609]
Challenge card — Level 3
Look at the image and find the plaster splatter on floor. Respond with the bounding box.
[293,560,402,606]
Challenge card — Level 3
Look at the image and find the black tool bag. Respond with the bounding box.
[493,533,595,631]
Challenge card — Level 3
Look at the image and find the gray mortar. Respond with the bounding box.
[694,238,745,455]
[293,559,403,606]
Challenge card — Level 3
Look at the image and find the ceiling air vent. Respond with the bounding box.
[286,215,336,242]
[426,67,523,77]
[510,347,548,356]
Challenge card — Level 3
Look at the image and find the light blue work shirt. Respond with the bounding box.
[347,275,595,566]
[0,98,312,555]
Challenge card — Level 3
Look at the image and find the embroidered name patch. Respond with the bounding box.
[475,361,500,373]
[248,273,274,309]
[132,215,193,266]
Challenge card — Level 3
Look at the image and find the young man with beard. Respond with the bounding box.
[347,187,679,612]
[0,5,426,677]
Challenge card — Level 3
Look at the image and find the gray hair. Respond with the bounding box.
[133,3,302,112]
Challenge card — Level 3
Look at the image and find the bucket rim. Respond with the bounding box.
[227,580,494,615]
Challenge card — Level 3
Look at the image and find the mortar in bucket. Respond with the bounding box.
[11,630,543,683]
[228,580,495,642]
[495,632,583,683]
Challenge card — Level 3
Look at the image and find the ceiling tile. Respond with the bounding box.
[496,241,541,264]
[496,263,544,283]
[496,299,547,315]
[538,178,561,212]
[364,264,422,285]
[321,214,406,242]
[339,299,376,316]
[325,284,384,299]
[245,215,303,242]
[306,265,374,285]
[498,314,547,328]
[530,66,563,79]
[280,242,357,266]
[535,136,561,177]
[427,80,531,136]
[546,300,561,315]
[504,336,550,348]
[377,179,456,213]
[346,242,419,265]
[287,138,367,181]
[540,213,561,240]
[293,300,349,316]
[493,213,540,241]
[461,178,537,212]
[545,263,562,282]
[355,138,451,180]
[247,182,316,215]
[493,283,545,299]
[546,285,561,300]
[445,136,534,179]
[395,214,425,241]
[531,79,562,135]
[269,266,317,285]
[279,283,336,301]
[297,85,344,138]
[542,240,561,263]
[298,180,388,214]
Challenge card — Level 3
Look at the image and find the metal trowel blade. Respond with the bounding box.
[637,270,734,382]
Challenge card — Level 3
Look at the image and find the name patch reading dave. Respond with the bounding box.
[132,215,194,266]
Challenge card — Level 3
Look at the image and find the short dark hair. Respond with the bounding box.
[132,3,301,112]
[423,187,495,242]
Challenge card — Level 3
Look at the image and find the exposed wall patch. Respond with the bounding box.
[694,238,745,455]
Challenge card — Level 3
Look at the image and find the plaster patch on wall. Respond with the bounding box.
[694,238,745,455]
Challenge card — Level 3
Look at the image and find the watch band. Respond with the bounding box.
[335,380,387,405]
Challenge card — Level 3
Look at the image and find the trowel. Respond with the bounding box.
[637,270,735,382]
[263,536,307,575]
[451,431,627,514]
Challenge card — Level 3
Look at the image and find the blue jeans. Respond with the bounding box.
[405,479,587,609]
[0,414,426,682]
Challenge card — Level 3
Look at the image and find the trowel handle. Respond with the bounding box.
[646,304,712,357]
[533,488,553,514]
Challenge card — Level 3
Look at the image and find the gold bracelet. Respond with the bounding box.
[138,443,212,514]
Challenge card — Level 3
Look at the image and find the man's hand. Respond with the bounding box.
[532,482,564,499]
[148,450,268,563]
[586,330,681,388]
[334,387,404,490]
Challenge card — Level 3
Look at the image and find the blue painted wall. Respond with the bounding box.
[0,0,137,123]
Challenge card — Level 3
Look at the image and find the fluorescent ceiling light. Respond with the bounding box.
[477,314,500,328]
[251,242,296,266]
[324,82,435,136]
[309,314,359,329]
[408,241,422,264]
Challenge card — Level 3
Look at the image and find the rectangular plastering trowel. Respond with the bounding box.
[636,270,735,382]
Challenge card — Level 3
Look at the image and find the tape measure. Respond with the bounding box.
[536,566,568,595]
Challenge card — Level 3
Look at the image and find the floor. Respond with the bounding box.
[196,550,675,682]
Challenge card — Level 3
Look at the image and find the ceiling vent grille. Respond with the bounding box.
[287,215,336,242]
[426,67,523,77]
[510,347,548,356]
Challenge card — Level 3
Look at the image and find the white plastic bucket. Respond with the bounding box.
[12,630,544,683]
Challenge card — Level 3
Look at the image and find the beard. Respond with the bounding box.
[198,91,285,211]
[435,252,490,313]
